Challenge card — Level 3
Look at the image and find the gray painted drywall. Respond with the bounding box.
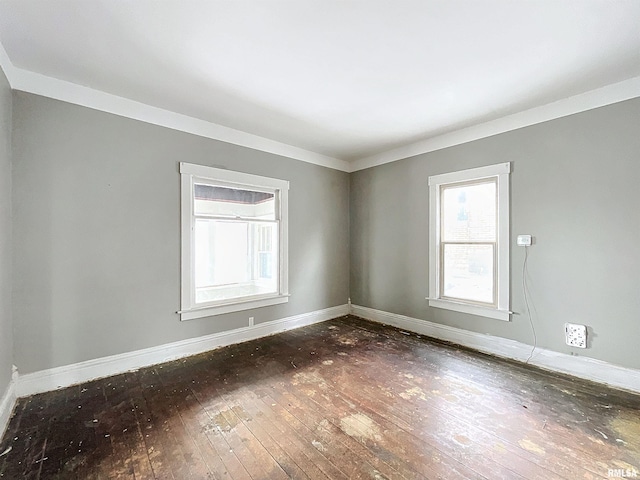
[12,92,350,374]
[350,97,640,370]
[8,87,640,376]
[0,65,12,395]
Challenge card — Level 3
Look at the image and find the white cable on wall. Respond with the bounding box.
[523,245,537,363]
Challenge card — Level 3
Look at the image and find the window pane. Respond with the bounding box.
[194,184,275,220]
[442,181,496,242]
[442,244,494,304]
[194,219,278,303]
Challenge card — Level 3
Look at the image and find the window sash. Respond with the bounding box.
[191,209,281,309]
[438,178,498,307]
[193,178,280,220]
[193,218,279,284]
[194,213,279,222]
[439,241,497,307]
[193,217,280,305]
[180,162,290,320]
[440,178,497,242]
[427,162,510,321]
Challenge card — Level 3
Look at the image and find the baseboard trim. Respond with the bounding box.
[16,304,348,398]
[0,376,17,441]
[351,304,640,394]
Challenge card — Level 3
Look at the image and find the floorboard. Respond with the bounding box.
[1,315,638,479]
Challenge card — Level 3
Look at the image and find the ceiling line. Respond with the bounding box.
[0,42,16,89]
[1,40,639,174]
[350,75,640,172]
[0,42,351,173]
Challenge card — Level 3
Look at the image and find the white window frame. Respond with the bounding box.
[179,162,289,321]
[428,162,511,321]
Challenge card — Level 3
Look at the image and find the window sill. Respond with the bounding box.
[180,295,289,321]
[427,298,511,321]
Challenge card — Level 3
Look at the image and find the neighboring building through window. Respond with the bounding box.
[180,163,289,320]
[428,163,510,321]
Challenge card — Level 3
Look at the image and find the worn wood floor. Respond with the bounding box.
[1,315,639,479]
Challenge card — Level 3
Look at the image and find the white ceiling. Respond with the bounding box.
[1,0,639,168]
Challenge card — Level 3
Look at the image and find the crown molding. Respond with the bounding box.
[3,37,639,174]
[9,67,351,172]
[0,38,349,171]
[349,75,640,172]
[0,42,16,88]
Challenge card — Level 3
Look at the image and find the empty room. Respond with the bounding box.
[0,1,639,479]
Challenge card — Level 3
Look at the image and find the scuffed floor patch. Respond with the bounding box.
[518,438,545,455]
[340,412,383,442]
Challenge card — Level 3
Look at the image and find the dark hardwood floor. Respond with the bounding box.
[1,315,639,479]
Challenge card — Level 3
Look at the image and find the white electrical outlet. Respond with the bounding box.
[249,316,254,326]
[517,235,532,246]
[565,323,587,348]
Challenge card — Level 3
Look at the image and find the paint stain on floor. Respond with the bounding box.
[337,335,358,345]
[311,440,326,451]
[453,434,471,446]
[292,370,324,385]
[444,394,459,403]
[611,410,640,447]
[209,410,239,433]
[493,442,507,454]
[399,386,426,400]
[340,413,383,442]
[518,438,546,455]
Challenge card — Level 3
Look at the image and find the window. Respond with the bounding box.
[180,163,289,320]
[428,163,510,321]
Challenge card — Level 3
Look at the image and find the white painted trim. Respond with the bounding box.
[15,304,348,398]
[180,295,289,321]
[349,76,640,172]
[179,163,290,320]
[279,181,290,297]
[427,162,510,185]
[180,162,290,190]
[427,298,511,322]
[0,42,17,88]
[0,378,17,440]
[3,39,639,175]
[428,163,510,321]
[351,304,640,394]
[9,68,350,172]
[180,171,194,315]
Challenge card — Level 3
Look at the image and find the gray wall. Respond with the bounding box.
[350,98,640,370]
[12,92,350,374]
[0,66,12,395]
[8,89,640,375]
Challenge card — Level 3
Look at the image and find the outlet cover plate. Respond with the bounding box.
[517,235,532,246]
[565,323,587,348]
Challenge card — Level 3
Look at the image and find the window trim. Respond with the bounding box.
[179,162,289,321]
[427,162,511,321]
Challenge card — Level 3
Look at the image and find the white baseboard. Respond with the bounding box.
[351,304,640,394]
[16,304,348,398]
[0,370,18,440]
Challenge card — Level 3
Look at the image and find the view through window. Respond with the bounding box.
[194,184,278,303]
[428,163,510,321]
[440,179,497,305]
[180,163,289,320]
